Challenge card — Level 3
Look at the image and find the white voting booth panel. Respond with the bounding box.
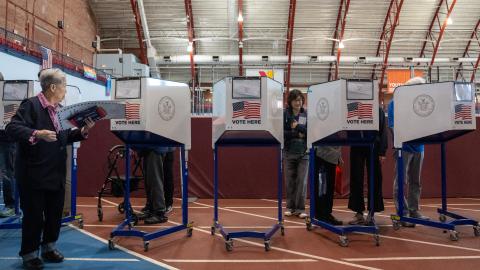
[393,81,476,148]
[307,79,379,148]
[110,77,191,149]
[0,80,35,129]
[212,76,284,147]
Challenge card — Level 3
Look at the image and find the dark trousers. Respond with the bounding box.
[348,146,384,213]
[19,186,65,256]
[314,156,336,219]
[163,151,174,208]
[143,151,166,214]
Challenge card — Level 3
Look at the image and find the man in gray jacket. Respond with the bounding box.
[313,146,343,225]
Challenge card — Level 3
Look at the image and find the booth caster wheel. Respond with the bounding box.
[210,226,216,235]
[77,218,84,229]
[108,239,115,250]
[264,240,271,251]
[280,226,285,236]
[98,208,103,222]
[118,202,125,214]
[306,217,312,231]
[473,226,480,237]
[392,220,401,231]
[143,241,149,252]
[449,230,459,241]
[373,234,380,246]
[128,215,139,227]
[439,214,447,222]
[187,227,193,237]
[225,240,233,252]
[339,235,349,247]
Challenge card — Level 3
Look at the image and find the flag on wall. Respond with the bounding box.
[40,46,52,69]
[83,65,97,80]
[454,104,472,120]
[347,102,373,119]
[232,101,261,119]
[125,102,140,120]
[3,104,19,121]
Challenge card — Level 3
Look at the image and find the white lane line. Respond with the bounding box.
[225,206,310,209]
[261,199,286,204]
[343,256,480,262]
[0,257,139,261]
[193,201,305,226]
[422,205,480,212]
[80,204,208,209]
[197,201,480,254]
[461,198,480,201]
[163,259,317,263]
[189,202,380,270]
[69,224,179,270]
[83,224,172,229]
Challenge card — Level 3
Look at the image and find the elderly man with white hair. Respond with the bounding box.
[388,76,430,228]
[6,68,95,270]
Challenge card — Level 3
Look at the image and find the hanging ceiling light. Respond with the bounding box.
[339,40,345,49]
[187,42,193,53]
[238,13,244,22]
[446,17,453,25]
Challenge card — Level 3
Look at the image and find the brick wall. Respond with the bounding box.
[0,0,96,65]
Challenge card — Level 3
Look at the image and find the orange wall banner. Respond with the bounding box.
[386,69,423,93]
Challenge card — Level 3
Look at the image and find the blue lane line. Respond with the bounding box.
[0,227,170,270]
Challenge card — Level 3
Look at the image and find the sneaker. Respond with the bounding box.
[144,213,168,224]
[136,209,152,220]
[409,211,430,220]
[348,212,365,225]
[41,249,64,263]
[319,214,343,226]
[401,221,416,228]
[284,210,294,217]
[298,212,308,219]
[0,207,15,217]
[165,205,173,215]
[22,257,44,270]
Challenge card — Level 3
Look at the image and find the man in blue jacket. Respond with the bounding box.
[388,76,429,225]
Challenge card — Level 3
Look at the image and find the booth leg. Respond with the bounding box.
[181,146,188,226]
[367,144,375,225]
[213,146,219,235]
[440,143,447,214]
[307,148,315,231]
[277,147,283,225]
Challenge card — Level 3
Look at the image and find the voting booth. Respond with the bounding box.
[391,81,479,240]
[306,79,380,247]
[211,76,284,251]
[107,77,193,251]
[0,80,35,129]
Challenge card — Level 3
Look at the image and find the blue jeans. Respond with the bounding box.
[0,142,16,208]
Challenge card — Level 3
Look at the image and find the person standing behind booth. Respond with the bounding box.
[0,72,17,218]
[163,148,175,215]
[314,146,343,225]
[283,89,308,219]
[6,68,95,270]
[388,76,429,225]
[348,107,388,225]
[137,147,169,224]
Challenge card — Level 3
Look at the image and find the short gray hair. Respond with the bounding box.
[405,76,426,85]
[39,68,66,92]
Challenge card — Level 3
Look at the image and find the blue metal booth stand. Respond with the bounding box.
[307,132,380,247]
[211,131,284,251]
[107,131,192,251]
[392,136,480,240]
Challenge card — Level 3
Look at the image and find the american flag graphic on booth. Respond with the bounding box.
[40,46,52,69]
[125,102,140,120]
[232,101,261,119]
[3,104,19,121]
[347,102,373,119]
[454,104,472,120]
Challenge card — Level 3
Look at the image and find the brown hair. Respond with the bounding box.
[287,89,304,109]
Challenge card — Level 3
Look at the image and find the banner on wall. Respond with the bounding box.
[386,69,423,93]
[83,65,97,80]
[246,69,284,85]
